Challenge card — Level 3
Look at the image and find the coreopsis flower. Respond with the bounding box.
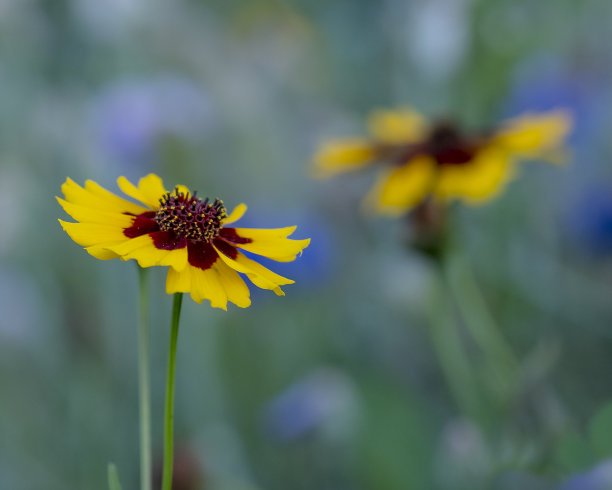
[58,174,310,309]
[313,107,572,215]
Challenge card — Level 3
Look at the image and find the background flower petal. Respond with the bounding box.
[492,110,572,159]
[433,147,515,203]
[366,156,436,215]
[367,108,428,144]
[312,139,376,178]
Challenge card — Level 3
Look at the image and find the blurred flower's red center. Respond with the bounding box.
[378,121,482,167]
[154,189,227,242]
[426,122,477,166]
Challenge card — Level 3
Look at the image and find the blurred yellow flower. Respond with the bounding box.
[313,108,572,215]
[58,174,310,309]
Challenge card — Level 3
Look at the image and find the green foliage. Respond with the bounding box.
[554,400,612,474]
[555,430,595,473]
[588,401,612,459]
[356,380,435,490]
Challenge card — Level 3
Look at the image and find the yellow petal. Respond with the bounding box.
[312,138,377,178]
[214,246,293,295]
[191,266,228,309]
[117,174,167,209]
[237,242,310,262]
[229,227,310,262]
[213,260,251,308]
[366,156,436,215]
[232,226,297,240]
[368,107,428,144]
[84,180,148,214]
[107,234,188,270]
[433,146,514,204]
[174,184,191,196]
[61,178,146,215]
[56,197,134,227]
[166,266,192,294]
[59,219,127,247]
[492,110,572,160]
[166,264,228,309]
[166,261,249,309]
[85,245,121,260]
[223,203,247,225]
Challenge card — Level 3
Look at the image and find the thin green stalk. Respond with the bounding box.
[108,463,123,490]
[427,272,484,421]
[161,293,183,490]
[445,251,518,402]
[137,267,152,490]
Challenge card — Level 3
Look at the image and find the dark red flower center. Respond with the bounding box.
[378,121,482,167]
[426,122,477,166]
[154,189,227,242]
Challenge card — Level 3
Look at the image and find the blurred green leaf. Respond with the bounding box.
[356,379,435,490]
[554,430,594,472]
[107,463,123,490]
[588,400,612,458]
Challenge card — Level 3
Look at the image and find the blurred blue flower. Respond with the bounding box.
[568,187,612,255]
[557,460,612,490]
[92,76,214,167]
[262,368,359,443]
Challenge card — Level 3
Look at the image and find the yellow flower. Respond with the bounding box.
[58,174,310,309]
[313,107,572,215]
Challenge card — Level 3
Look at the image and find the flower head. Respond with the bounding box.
[313,107,572,215]
[58,174,310,309]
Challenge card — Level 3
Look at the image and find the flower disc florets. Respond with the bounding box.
[155,189,227,242]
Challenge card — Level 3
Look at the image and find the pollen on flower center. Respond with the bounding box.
[155,189,227,242]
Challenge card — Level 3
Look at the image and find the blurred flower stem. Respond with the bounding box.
[108,463,123,490]
[162,293,184,490]
[138,267,152,490]
[428,271,485,420]
[427,246,520,423]
[444,250,518,405]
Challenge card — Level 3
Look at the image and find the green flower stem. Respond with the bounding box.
[427,272,484,420]
[137,267,152,490]
[445,251,518,403]
[108,463,123,490]
[161,293,184,490]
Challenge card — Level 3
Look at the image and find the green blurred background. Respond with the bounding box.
[2,0,612,489]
